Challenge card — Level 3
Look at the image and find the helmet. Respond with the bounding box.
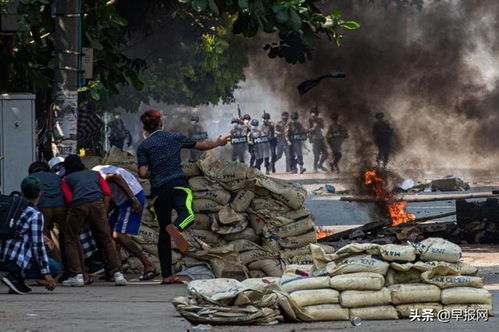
[242,114,251,120]
[375,112,385,120]
[191,115,199,122]
[250,119,259,127]
[231,117,240,124]
[290,112,299,120]
[281,112,289,117]
[262,112,270,120]
[48,156,65,170]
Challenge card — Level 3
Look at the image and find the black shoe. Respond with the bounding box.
[2,275,28,295]
[319,165,329,172]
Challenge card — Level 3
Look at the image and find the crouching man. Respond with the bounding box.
[0,176,57,294]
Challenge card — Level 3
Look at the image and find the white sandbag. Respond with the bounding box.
[444,304,494,316]
[290,289,340,307]
[239,249,278,265]
[280,276,330,293]
[188,176,223,191]
[218,205,247,225]
[211,217,248,235]
[223,228,259,242]
[330,272,385,291]
[421,268,484,289]
[220,178,250,192]
[278,230,317,249]
[229,239,264,253]
[270,217,315,238]
[389,283,441,304]
[247,259,283,277]
[379,244,417,262]
[251,198,288,212]
[193,190,231,205]
[230,190,255,212]
[283,254,314,266]
[441,287,492,305]
[390,260,478,275]
[310,243,337,273]
[414,237,461,263]
[249,270,267,278]
[209,255,249,281]
[331,255,390,276]
[396,303,443,318]
[247,213,265,235]
[185,229,220,244]
[349,306,399,320]
[283,208,310,221]
[340,288,392,308]
[303,304,350,321]
[261,237,280,252]
[190,213,211,230]
[335,243,381,258]
[181,162,201,177]
[193,199,223,213]
[385,268,421,285]
[256,177,307,210]
[198,154,261,182]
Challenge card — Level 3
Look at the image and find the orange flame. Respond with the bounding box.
[364,170,416,226]
[316,227,333,240]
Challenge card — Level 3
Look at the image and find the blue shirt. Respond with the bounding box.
[31,171,66,208]
[137,130,197,189]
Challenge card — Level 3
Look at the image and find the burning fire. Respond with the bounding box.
[364,170,416,226]
[316,226,333,240]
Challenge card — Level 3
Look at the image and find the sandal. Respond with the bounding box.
[139,269,159,281]
[166,224,189,253]
[160,275,186,285]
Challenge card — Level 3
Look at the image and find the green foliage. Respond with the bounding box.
[178,0,360,63]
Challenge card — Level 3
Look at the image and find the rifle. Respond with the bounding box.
[237,104,242,120]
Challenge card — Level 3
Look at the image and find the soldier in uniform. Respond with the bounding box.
[274,112,290,172]
[326,113,349,173]
[261,111,276,173]
[308,107,328,172]
[241,114,256,167]
[187,115,208,162]
[285,112,307,174]
[230,117,248,163]
[373,112,394,168]
[247,119,271,173]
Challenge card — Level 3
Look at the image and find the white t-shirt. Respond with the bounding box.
[93,165,143,205]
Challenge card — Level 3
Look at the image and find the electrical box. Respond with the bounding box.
[0,93,36,194]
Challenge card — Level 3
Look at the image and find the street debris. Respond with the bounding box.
[173,238,493,324]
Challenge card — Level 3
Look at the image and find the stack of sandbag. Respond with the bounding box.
[277,238,493,321]
[173,278,282,325]
[171,154,321,280]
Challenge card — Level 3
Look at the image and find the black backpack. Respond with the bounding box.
[0,192,29,240]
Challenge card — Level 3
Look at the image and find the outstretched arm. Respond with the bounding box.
[194,135,231,151]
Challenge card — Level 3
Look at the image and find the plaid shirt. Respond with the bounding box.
[0,205,50,275]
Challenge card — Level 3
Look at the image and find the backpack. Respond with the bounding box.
[0,192,29,240]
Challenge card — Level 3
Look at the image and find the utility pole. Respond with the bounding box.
[52,0,81,157]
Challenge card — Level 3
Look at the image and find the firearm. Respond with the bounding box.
[237,104,242,120]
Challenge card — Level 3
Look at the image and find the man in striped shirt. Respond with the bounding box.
[0,176,57,294]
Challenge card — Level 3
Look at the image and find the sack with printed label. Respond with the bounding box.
[441,287,492,305]
[188,176,223,191]
[278,230,317,249]
[389,283,441,304]
[414,237,461,263]
[290,289,340,307]
[255,177,307,210]
[349,306,399,320]
[282,208,310,221]
[280,276,330,293]
[335,243,381,259]
[330,254,390,276]
[186,229,220,245]
[182,162,201,177]
[223,227,259,242]
[218,205,247,225]
[261,237,280,252]
[421,266,484,289]
[340,288,392,308]
[230,190,255,212]
[379,244,417,262]
[229,239,264,253]
[239,249,278,265]
[193,199,223,213]
[193,190,231,205]
[251,198,288,212]
[248,213,265,235]
[390,260,478,275]
[385,268,422,285]
[396,303,443,318]
[211,217,248,235]
[330,272,385,291]
[268,217,315,238]
[198,154,262,182]
[208,254,249,281]
[190,213,211,230]
[247,259,283,277]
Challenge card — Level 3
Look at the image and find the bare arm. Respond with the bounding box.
[107,174,134,199]
[138,166,148,179]
[194,135,231,151]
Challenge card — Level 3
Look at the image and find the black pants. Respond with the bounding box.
[0,260,23,281]
[152,178,194,277]
[269,141,277,172]
[289,144,304,171]
[312,140,328,169]
[232,144,246,163]
[255,157,270,171]
[249,145,256,168]
[377,146,390,167]
[331,151,342,172]
[275,143,290,172]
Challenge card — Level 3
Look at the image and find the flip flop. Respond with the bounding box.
[139,269,159,281]
[160,275,186,285]
[166,224,189,253]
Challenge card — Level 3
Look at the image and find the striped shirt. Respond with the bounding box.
[0,205,50,275]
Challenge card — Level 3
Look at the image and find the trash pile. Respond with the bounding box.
[99,148,322,279]
[173,237,494,324]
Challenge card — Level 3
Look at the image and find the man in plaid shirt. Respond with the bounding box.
[0,176,57,294]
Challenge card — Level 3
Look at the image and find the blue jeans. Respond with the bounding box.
[24,258,61,279]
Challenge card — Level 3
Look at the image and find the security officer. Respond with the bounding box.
[373,112,394,168]
[261,111,276,173]
[247,119,271,173]
[326,113,349,173]
[308,107,328,172]
[187,115,208,162]
[230,117,248,163]
[275,112,290,172]
[285,112,307,174]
